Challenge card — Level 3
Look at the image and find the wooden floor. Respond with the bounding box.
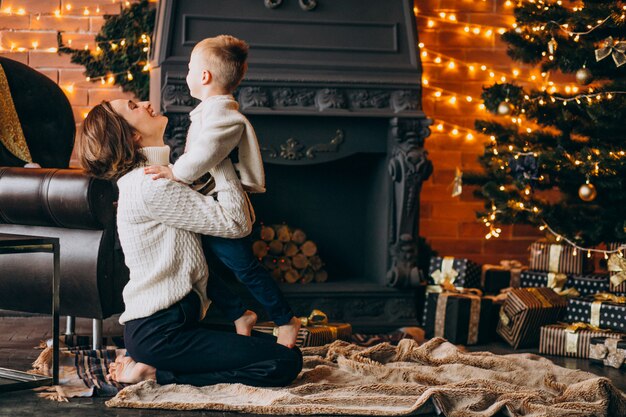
[0,315,624,417]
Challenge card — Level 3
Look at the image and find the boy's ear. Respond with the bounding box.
[201,70,212,85]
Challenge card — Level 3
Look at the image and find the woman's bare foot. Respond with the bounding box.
[234,310,257,336]
[277,316,301,348]
[106,355,156,384]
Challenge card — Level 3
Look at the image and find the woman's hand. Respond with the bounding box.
[144,165,175,180]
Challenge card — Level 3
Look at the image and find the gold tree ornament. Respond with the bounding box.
[578,183,597,202]
[575,67,593,85]
[497,101,513,115]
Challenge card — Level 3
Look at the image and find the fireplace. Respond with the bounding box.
[151,0,432,331]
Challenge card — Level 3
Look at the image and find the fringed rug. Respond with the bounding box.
[106,338,626,417]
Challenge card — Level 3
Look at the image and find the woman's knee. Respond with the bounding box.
[272,347,303,386]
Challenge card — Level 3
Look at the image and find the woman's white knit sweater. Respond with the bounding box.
[116,146,252,324]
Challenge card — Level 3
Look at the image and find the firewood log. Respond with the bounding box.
[277,256,292,271]
[314,270,328,283]
[291,229,307,245]
[260,225,275,241]
[300,240,317,257]
[284,268,300,284]
[263,256,278,270]
[252,240,269,258]
[283,242,298,257]
[268,240,283,255]
[300,268,315,284]
[308,255,323,271]
[271,268,283,282]
[292,253,308,269]
[276,225,291,242]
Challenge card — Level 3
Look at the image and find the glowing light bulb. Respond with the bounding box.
[572,249,577,256]
[466,96,472,102]
[83,7,89,15]
[427,20,435,28]
[473,28,480,35]
[434,57,442,64]
[127,72,133,81]
[434,91,442,98]
[451,128,459,136]
[436,123,444,131]
[32,41,38,49]
[449,96,457,104]
[469,65,475,71]
[65,84,74,93]
[17,8,25,15]
[66,4,72,11]
[448,61,455,69]
[54,9,61,17]
[466,133,474,141]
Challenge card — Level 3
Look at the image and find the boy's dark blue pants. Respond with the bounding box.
[202,235,295,326]
[124,292,303,387]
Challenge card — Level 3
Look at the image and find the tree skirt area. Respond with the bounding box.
[106,338,626,417]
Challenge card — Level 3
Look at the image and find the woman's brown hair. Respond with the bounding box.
[77,101,146,180]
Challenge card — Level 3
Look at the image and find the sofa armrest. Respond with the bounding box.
[0,167,117,229]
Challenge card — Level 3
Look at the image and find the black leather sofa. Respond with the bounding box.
[0,56,128,347]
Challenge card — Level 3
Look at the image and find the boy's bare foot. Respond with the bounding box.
[277,316,301,348]
[106,355,156,384]
[234,310,257,336]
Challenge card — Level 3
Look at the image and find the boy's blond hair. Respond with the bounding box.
[193,35,249,93]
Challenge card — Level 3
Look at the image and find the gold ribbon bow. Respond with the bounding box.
[593,292,626,304]
[595,36,626,67]
[554,287,580,298]
[547,272,568,290]
[0,64,33,163]
[431,257,459,286]
[564,322,607,333]
[299,309,328,327]
[608,254,626,288]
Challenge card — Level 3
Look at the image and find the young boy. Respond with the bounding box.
[144,35,301,348]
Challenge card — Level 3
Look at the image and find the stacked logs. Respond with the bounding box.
[252,225,328,284]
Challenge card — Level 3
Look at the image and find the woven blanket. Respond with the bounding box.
[106,338,626,417]
[30,344,126,401]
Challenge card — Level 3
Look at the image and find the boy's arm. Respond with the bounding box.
[172,118,244,184]
[140,164,252,238]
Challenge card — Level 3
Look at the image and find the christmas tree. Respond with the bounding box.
[57,0,155,100]
[465,0,626,247]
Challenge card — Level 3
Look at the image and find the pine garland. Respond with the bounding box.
[57,0,155,100]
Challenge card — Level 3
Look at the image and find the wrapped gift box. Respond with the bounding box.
[520,270,571,290]
[608,253,626,293]
[520,271,610,297]
[428,256,481,289]
[529,242,583,275]
[424,291,495,345]
[481,261,526,294]
[539,323,624,358]
[589,337,626,369]
[254,321,352,347]
[496,287,567,349]
[564,294,626,333]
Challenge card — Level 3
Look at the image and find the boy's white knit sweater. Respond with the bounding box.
[171,94,265,193]
[116,146,252,324]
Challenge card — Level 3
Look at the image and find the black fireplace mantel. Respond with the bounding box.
[151,0,432,330]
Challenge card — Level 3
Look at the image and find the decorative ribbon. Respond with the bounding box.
[434,290,482,344]
[431,257,458,286]
[528,287,553,308]
[0,63,33,163]
[595,36,626,67]
[554,286,580,298]
[298,309,328,327]
[547,272,568,290]
[548,245,563,274]
[593,292,626,304]
[608,254,626,287]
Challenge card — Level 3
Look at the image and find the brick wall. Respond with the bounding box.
[0,0,538,264]
[0,0,137,162]
[416,0,543,264]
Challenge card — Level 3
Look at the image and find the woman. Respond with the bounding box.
[78,99,302,387]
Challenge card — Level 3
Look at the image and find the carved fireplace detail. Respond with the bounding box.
[152,0,431,330]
